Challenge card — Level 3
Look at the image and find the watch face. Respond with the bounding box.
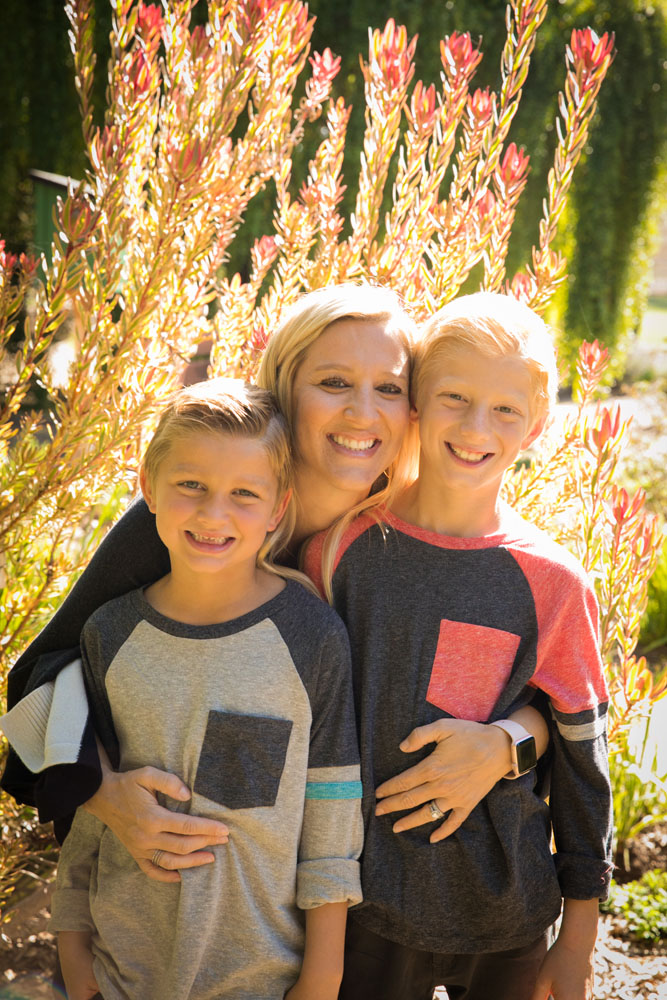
[515,736,537,774]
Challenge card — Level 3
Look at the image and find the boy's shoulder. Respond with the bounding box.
[499,505,592,585]
[302,513,384,594]
[84,588,143,635]
[278,579,349,641]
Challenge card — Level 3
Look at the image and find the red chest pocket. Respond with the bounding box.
[426,619,521,722]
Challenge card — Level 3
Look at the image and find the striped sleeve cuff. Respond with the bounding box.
[0,659,87,772]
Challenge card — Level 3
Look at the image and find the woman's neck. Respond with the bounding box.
[291,467,367,546]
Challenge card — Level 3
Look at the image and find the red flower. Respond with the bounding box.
[441,32,482,80]
[410,81,437,130]
[579,339,609,374]
[475,189,496,220]
[252,324,269,351]
[252,235,278,272]
[306,49,341,106]
[568,29,615,90]
[0,240,17,274]
[371,20,416,91]
[468,87,495,127]
[137,3,163,42]
[496,143,530,191]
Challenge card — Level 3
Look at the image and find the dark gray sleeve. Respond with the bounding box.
[1,498,168,818]
[6,498,167,706]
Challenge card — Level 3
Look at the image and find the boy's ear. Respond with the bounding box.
[139,466,157,513]
[267,488,292,533]
[521,412,547,451]
[409,401,419,424]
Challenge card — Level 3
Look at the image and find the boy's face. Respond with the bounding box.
[415,342,545,501]
[140,430,289,579]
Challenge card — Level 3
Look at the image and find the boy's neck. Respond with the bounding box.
[391,477,505,538]
[144,564,285,626]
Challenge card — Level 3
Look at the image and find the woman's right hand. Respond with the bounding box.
[83,766,229,883]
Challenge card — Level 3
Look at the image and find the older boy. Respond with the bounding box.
[305,292,613,1000]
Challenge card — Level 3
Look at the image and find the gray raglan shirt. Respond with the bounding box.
[49,582,363,1000]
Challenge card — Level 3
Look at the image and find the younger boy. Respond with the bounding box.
[305,292,613,1000]
[50,379,363,1000]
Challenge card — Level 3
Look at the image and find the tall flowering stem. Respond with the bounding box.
[504,340,666,745]
[516,29,615,311]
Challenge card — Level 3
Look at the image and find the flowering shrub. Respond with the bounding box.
[0,0,661,907]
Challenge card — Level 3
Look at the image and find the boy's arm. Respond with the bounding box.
[530,897,598,1000]
[285,902,348,1000]
[58,930,100,1000]
[296,616,363,912]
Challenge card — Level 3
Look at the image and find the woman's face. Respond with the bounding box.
[291,318,411,505]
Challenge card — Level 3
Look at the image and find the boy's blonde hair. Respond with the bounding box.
[257,284,421,600]
[142,378,310,590]
[414,291,559,424]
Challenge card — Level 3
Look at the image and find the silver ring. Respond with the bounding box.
[152,849,166,869]
[428,799,445,821]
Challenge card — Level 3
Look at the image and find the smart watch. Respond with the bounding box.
[490,719,537,779]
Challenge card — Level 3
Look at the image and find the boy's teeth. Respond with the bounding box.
[190,531,228,543]
[449,444,487,463]
[330,435,377,451]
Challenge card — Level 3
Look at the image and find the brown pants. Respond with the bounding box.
[339,917,551,1000]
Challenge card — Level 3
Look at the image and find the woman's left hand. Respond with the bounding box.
[374,718,511,842]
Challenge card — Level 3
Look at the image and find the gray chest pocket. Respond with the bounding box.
[193,710,293,809]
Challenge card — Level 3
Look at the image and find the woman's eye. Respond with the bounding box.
[376,383,404,395]
[320,377,349,389]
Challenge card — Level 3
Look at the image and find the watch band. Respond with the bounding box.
[490,719,537,779]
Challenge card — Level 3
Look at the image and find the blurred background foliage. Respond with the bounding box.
[1,0,666,373]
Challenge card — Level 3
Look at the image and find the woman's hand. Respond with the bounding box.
[83,765,229,883]
[374,719,512,842]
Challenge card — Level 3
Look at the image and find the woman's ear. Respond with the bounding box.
[267,488,292,533]
[139,466,156,513]
[409,402,419,424]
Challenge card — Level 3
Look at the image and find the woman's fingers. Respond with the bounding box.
[375,777,434,814]
[137,857,182,883]
[134,765,193,801]
[429,807,469,842]
[86,766,229,869]
[383,797,471,842]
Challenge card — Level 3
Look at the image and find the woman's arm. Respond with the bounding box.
[374,704,549,841]
[6,497,168,707]
[1,497,168,818]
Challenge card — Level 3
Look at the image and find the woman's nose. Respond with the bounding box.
[343,385,376,423]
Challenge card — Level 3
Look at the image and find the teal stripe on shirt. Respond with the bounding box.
[305,781,363,800]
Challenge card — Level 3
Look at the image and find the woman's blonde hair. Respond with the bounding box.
[142,377,315,592]
[257,282,420,602]
[415,291,559,423]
